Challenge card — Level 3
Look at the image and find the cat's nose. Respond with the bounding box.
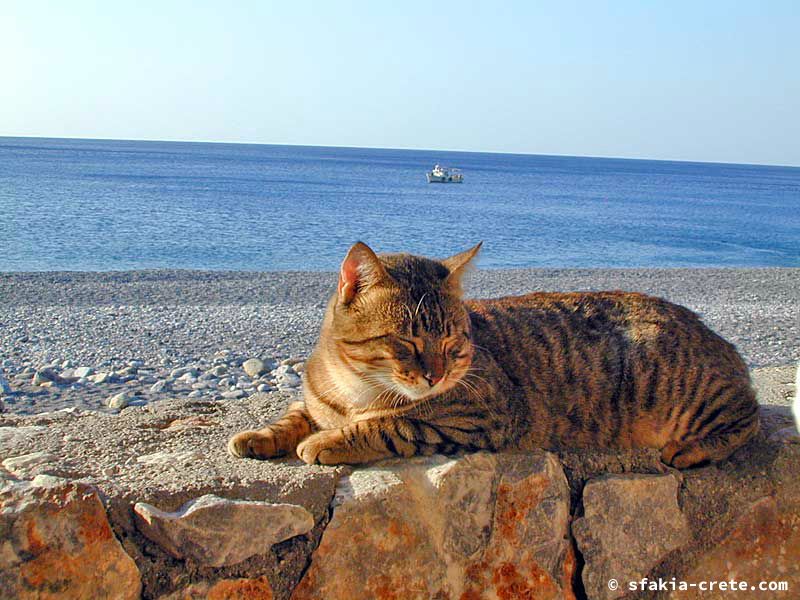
[424,372,443,386]
[421,353,445,387]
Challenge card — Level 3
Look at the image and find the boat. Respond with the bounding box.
[426,164,463,183]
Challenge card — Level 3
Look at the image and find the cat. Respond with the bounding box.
[228,242,759,468]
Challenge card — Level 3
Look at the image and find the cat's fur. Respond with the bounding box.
[229,242,759,468]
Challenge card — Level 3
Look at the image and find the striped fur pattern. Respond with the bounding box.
[229,243,759,468]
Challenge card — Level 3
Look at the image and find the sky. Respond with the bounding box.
[2,1,799,166]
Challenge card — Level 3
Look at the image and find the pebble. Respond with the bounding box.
[171,366,197,379]
[93,372,113,384]
[107,392,131,409]
[0,376,12,395]
[276,371,302,388]
[73,366,94,379]
[221,390,245,399]
[242,358,266,377]
[150,380,169,394]
[210,365,228,377]
[257,383,271,393]
[32,369,58,386]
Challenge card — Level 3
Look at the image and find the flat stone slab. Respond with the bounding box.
[134,494,314,567]
[2,450,59,478]
[0,477,141,600]
[573,473,691,600]
[157,576,274,600]
[292,451,574,600]
[672,496,800,598]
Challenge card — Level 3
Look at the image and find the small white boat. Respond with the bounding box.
[426,164,463,183]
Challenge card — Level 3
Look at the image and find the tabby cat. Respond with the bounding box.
[228,242,759,468]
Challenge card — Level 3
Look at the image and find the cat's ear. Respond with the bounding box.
[338,242,388,305]
[442,242,482,293]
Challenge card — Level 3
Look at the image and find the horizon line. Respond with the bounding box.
[2,133,799,170]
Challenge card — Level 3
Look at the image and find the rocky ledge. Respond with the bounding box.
[1,373,798,600]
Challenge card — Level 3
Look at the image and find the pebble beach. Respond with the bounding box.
[1,267,798,415]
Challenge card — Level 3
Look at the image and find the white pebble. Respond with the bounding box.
[73,366,94,379]
[107,391,131,409]
[242,358,266,377]
[150,380,169,394]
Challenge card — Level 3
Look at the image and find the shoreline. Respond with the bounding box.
[1,268,798,415]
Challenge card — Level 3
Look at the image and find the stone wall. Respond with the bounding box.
[1,391,799,599]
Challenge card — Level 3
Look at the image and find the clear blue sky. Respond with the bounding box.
[2,1,799,165]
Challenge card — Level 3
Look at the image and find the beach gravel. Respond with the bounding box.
[0,268,797,415]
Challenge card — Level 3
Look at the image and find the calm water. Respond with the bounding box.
[2,137,799,271]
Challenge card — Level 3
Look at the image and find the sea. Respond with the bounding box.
[1,137,799,272]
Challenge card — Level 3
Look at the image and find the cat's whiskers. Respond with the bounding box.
[414,293,428,318]
[456,378,499,420]
[403,304,415,326]
[458,371,500,419]
[470,342,492,355]
[462,369,491,387]
[352,374,394,406]
[312,371,391,413]
[351,382,383,406]
[312,377,358,407]
[359,382,408,414]
[357,372,417,411]
[389,387,406,411]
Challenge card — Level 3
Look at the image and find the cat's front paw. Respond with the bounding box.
[296,429,349,465]
[227,429,283,460]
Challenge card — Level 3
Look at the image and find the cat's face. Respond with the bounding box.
[329,242,480,405]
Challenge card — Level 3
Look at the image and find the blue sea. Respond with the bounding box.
[1,137,799,271]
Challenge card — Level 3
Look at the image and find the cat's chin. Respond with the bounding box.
[398,389,432,403]
[395,380,456,403]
